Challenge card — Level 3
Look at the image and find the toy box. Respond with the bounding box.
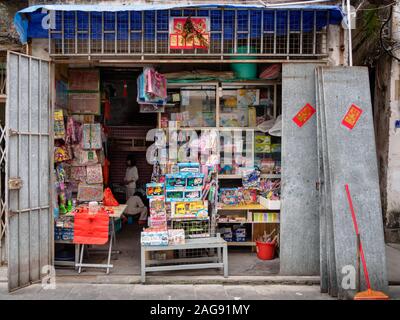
[149,197,166,215]
[149,214,167,228]
[166,190,184,202]
[165,174,186,189]
[238,188,258,205]
[140,227,169,246]
[186,173,204,189]
[255,135,271,153]
[219,188,239,206]
[234,227,247,242]
[184,190,202,201]
[171,201,208,219]
[241,168,260,189]
[178,162,200,173]
[168,229,186,245]
[146,183,165,198]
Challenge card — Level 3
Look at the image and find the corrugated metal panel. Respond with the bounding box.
[6,52,52,291]
[318,66,388,299]
[280,63,321,275]
[316,66,337,296]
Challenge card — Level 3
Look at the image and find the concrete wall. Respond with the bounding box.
[374,4,400,242]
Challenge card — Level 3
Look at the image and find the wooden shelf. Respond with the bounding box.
[218,174,281,179]
[218,203,267,211]
[227,241,255,247]
[218,220,280,224]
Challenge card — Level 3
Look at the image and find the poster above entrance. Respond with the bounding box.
[169,17,210,50]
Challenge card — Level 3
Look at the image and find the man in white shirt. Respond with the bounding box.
[124,155,139,200]
[125,192,148,225]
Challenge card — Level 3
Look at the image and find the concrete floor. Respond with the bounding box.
[56,223,280,277]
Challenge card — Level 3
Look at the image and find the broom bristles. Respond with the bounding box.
[354,289,389,300]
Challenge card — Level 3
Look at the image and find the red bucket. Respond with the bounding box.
[256,241,275,260]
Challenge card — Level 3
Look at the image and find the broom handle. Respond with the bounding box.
[345,184,371,290]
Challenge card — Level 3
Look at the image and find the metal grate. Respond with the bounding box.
[49,8,331,60]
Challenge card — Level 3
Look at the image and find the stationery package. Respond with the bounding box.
[86,164,103,184]
[82,123,102,150]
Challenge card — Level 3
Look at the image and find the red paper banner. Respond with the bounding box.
[169,17,209,49]
[342,104,363,130]
[292,103,316,127]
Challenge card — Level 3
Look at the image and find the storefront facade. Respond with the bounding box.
[0,2,388,299]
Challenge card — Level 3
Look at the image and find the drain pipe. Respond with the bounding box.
[346,0,353,66]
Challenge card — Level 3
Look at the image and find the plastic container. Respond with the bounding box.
[230,46,258,79]
[256,241,275,260]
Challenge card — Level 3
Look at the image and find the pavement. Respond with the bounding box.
[0,283,399,300]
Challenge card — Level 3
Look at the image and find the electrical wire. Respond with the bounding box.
[379,5,400,62]
[357,2,397,11]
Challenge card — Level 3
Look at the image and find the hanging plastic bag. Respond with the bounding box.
[103,187,119,206]
[73,208,109,245]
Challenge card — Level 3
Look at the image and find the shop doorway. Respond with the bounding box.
[52,63,282,277]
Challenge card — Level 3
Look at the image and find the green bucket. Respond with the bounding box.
[230,46,258,79]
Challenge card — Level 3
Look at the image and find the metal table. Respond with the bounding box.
[66,204,127,274]
[141,236,228,283]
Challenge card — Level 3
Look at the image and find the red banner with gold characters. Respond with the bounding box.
[292,103,316,127]
[342,104,363,130]
[170,17,210,49]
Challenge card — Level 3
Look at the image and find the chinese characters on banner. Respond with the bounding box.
[342,104,363,130]
[292,103,316,127]
[169,17,210,50]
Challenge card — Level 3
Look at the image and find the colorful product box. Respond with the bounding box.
[178,162,200,173]
[171,201,208,219]
[219,188,239,206]
[168,229,186,245]
[146,183,165,198]
[140,228,169,246]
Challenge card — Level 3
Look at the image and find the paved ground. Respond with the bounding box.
[0,283,399,300]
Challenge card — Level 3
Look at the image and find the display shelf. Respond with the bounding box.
[218,203,267,211]
[218,174,281,179]
[227,241,255,247]
[218,220,280,224]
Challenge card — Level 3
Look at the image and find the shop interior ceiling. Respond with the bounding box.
[14,3,344,63]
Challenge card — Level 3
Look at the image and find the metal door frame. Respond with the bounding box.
[5,51,54,291]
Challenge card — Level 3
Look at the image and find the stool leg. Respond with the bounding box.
[141,247,146,283]
[223,245,228,278]
[78,244,85,274]
[106,234,113,274]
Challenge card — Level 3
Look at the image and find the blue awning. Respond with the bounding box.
[14,3,344,44]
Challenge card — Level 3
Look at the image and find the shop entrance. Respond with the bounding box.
[53,63,282,277]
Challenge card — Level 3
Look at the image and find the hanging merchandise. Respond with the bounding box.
[54,109,66,140]
[145,68,167,100]
[54,145,70,163]
[241,168,261,189]
[137,68,167,105]
[66,116,82,145]
[71,166,87,182]
[72,145,98,165]
[102,158,110,186]
[77,183,103,202]
[86,164,103,184]
[104,99,111,121]
[123,80,128,97]
[82,123,102,150]
[103,187,119,206]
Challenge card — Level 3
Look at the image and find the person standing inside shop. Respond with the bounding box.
[124,155,139,200]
